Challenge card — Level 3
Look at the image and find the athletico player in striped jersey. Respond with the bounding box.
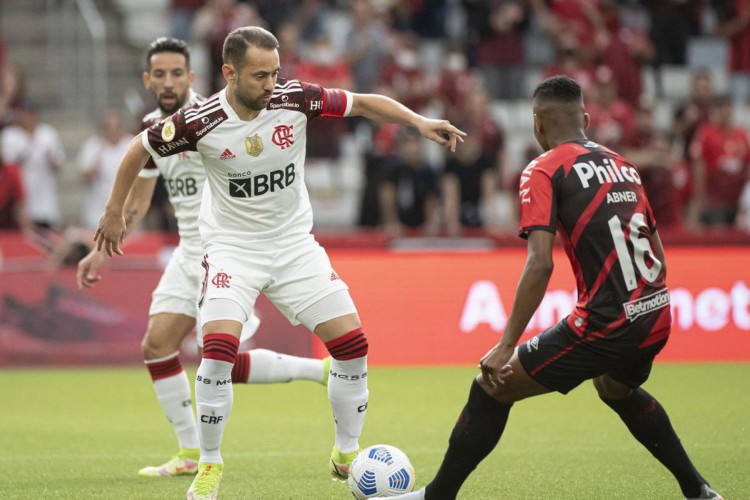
[394,76,722,500]
[95,27,466,499]
[77,38,328,480]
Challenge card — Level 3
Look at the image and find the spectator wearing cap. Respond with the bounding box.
[0,99,65,230]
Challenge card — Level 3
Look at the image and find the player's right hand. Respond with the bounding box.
[76,249,106,289]
[94,210,126,257]
[479,343,515,388]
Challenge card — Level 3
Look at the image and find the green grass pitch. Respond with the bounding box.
[1,364,746,499]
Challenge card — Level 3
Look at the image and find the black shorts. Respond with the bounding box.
[517,319,668,394]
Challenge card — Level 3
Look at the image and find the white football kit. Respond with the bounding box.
[142,79,357,329]
[140,91,260,343]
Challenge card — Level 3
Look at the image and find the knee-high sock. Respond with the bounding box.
[231,349,325,384]
[325,329,369,453]
[425,380,512,500]
[196,334,239,464]
[601,388,707,498]
[145,352,199,450]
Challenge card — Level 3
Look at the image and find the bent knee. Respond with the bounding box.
[593,375,633,401]
[141,331,182,360]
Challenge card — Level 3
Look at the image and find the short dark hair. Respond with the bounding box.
[222,26,279,68]
[533,75,582,102]
[145,37,190,71]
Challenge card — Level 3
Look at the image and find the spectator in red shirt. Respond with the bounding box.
[376,33,435,114]
[621,102,690,229]
[297,34,353,160]
[437,47,476,124]
[689,95,750,227]
[599,1,654,107]
[585,65,634,149]
[0,148,30,232]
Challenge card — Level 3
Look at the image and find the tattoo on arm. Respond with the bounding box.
[124,209,138,230]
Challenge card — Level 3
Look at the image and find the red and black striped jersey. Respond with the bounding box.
[519,140,670,345]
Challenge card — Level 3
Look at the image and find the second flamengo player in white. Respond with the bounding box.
[95,27,466,499]
[78,37,327,479]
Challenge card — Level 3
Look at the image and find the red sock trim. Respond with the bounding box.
[232,351,250,383]
[325,328,368,360]
[145,353,183,381]
[203,333,240,363]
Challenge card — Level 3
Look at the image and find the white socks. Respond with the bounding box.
[145,352,199,450]
[328,356,369,453]
[195,358,235,463]
[247,349,324,384]
[152,372,200,450]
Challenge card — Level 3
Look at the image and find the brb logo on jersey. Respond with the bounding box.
[228,163,296,198]
[272,124,294,150]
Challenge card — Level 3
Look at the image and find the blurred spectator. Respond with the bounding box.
[737,180,750,232]
[0,143,31,232]
[714,0,750,106]
[170,0,205,41]
[688,95,750,228]
[544,48,597,99]
[77,109,134,230]
[469,0,530,100]
[437,47,477,124]
[544,0,605,69]
[621,103,689,229]
[377,33,435,113]
[0,60,26,130]
[0,99,65,230]
[358,119,401,227]
[278,21,303,79]
[673,69,714,161]
[345,0,389,94]
[379,128,440,236]
[390,0,448,39]
[585,66,634,149]
[256,0,326,40]
[298,34,353,160]
[599,1,654,107]
[643,0,701,66]
[442,84,503,235]
[192,0,264,93]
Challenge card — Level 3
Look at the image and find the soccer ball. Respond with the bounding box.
[348,444,415,498]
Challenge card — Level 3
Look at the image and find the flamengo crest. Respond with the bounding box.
[245,134,263,157]
[272,124,294,150]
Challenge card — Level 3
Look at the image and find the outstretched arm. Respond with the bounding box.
[94,132,150,256]
[349,93,466,152]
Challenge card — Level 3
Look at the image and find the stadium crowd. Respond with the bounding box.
[1,0,750,257]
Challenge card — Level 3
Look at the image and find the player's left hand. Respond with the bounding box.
[479,343,515,388]
[416,118,466,153]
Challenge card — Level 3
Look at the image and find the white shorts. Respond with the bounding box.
[150,244,260,346]
[199,234,354,329]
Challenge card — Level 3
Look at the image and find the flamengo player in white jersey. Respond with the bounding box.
[96,27,466,499]
[77,37,328,479]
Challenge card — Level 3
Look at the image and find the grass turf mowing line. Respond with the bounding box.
[0,364,746,499]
